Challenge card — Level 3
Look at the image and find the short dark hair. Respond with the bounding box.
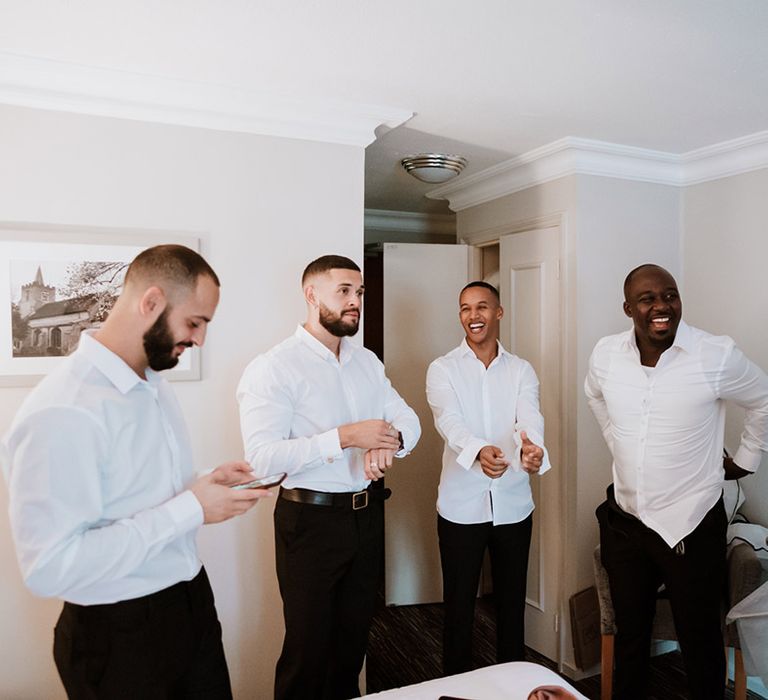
[623,263,670,299]
[301,255,360,286]
[125,244,220,290]
[460,280,500,301]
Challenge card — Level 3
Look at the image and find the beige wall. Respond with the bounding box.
[456,174,681,673]
[683,169,768,525]
[0,104,363,698]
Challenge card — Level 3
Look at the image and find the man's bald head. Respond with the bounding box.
[623,263,672,301]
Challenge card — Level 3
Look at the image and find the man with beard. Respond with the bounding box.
[237,254,421,699]
[3,245,271,699]
[585,264,768,700]
[426,281,549,676]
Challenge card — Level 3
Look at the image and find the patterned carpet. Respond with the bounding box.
[366,595,762,699]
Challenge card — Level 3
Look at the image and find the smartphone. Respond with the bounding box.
[230,472,287,490]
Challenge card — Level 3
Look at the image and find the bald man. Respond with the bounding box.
[3,245,271,699]
[586,263,768,700]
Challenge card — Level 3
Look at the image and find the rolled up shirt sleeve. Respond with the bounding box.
[427,360,488,470]
[382,374,421,457]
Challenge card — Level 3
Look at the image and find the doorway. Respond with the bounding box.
[364,228,564,663]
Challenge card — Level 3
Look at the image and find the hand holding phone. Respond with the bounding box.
[230,472,287,490]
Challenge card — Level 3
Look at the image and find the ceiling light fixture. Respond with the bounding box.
[401,153,468,184]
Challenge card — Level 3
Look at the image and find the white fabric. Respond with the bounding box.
[585,321,768,547]
[363,661,587,699]
[3,332,203,605]
[728,523,768,554]
[723,480,747,524]
[727,578,768,685]
[237,325,420,492]
[426,340,550,525]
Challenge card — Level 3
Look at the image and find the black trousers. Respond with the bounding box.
[273,496,384,700]
[53,567,232,700]
[596,488,727,700]
[437,512,533,676]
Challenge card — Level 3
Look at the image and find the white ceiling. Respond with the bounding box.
[1,0,767,214]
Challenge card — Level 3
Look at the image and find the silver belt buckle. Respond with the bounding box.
[352,490,368,510]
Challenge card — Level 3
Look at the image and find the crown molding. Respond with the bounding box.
[681,130,768,185]
[428,133,768,211]
[364,208,456,236]
[0,52,412,147]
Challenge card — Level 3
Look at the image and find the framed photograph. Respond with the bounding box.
[0,222,202,387]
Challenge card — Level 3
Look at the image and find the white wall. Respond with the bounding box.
[456,174,681,673]
[0,104,364,698]
[683,169,768,526]
[574,175,681,588]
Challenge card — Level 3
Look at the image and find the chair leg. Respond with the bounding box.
[601,634,614,700]
[734,648,747,700]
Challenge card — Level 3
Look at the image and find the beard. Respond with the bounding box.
[143,308,192,371]
[319,303,360,337]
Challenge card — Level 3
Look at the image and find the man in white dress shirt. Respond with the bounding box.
[237,255,420,700]
[3,245,271,699]
[585,264,768,700]
[426,281,550,676]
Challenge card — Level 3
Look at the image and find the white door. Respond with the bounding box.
[499,226,562,661]
[382,242,469,606]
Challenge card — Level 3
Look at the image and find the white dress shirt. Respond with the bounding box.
[585,321,768,547]
[237,325,421,492]
[426,340,551,526]
[3,332,203,605]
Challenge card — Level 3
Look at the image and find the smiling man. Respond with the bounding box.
[3,245,271,699]
[426,281,550,675]
[237,254,420,699]
[585,264,768,700]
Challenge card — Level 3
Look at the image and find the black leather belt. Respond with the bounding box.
[279,485,391,510]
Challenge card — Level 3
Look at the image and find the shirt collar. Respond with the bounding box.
[623,319,693,356]
[459,338,511,361]
[294,324,355,364]
[77,331,159,394]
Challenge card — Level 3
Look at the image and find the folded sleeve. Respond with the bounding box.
[426,360,488,470]
[382,371,421,457]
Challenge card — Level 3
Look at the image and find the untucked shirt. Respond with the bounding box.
[426,340,551,525]
[237,325,421,492]
[3,332,203,605]
[585,321,768,547]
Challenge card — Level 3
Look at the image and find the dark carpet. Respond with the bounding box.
[366,596,762,699]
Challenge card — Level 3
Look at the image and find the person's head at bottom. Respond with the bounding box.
[527,686,579,700]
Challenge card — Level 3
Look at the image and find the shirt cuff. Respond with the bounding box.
[512,431,551,475]
[394,428,410,457]
[457,437,489,470]
[168,490,204,535]
[317,428,344,464]
[733,445,762,473]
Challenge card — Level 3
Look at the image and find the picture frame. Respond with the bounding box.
[0,221,202,387]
